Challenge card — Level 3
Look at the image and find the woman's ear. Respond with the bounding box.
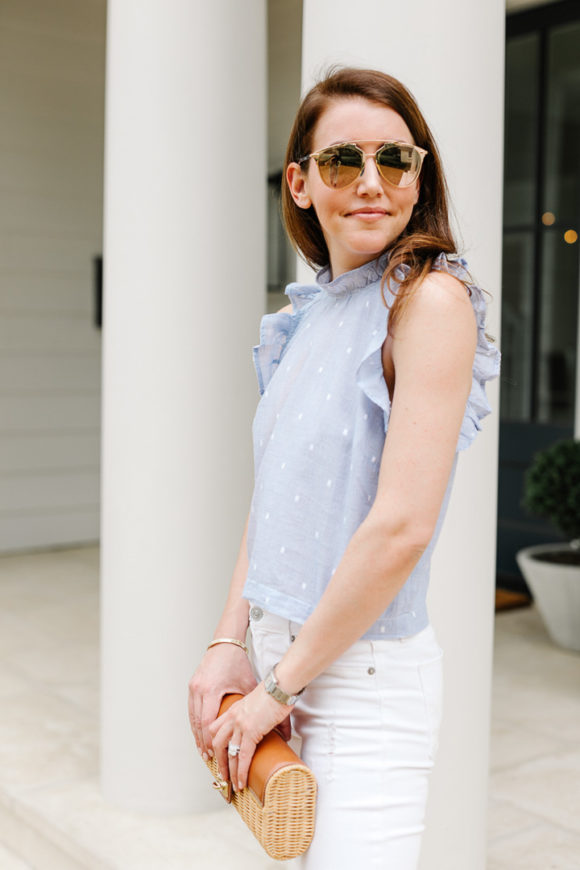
[286,162,312,210]
[412,178,420,206]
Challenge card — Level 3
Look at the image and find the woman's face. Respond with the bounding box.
[287,97,420,278]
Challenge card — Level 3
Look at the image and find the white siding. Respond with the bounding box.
[0,0,106,552]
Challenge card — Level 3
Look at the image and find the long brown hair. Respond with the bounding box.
[281,67,459,332]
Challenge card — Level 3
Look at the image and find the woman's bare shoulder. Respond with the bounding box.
[413,269,473,310]
[395,269,476,341]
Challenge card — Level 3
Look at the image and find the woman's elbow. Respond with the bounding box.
[365,513,435,562]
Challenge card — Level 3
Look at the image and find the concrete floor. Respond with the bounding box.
[0,546,578,869]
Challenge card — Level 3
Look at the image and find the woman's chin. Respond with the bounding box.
[350,227,399,252]
[347,238,392,261]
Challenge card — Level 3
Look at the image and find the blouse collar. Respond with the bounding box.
[316,251,389,297]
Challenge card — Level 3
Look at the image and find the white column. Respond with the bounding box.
[300,4,504,869]
[101,0,266,813]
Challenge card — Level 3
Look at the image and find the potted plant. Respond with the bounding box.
[517,438,580,652]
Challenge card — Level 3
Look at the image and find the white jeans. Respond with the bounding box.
[248,604,443,870]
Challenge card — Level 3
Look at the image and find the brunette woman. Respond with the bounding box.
[189,67,499,869]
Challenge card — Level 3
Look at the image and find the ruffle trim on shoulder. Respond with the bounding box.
[252,283,321,396]
[432,253,501,451]
[355,313,392,434]
[285,281,321,313]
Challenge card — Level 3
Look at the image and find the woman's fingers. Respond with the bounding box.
[210,709,248,785]
[276,714,292,742]
[187,686,203,755]
[212,723,256,791]
[212,721,233,783]
[208,689,288,789]
[236,734,257,790]
[188,682,219,761]
[226,734,242,788]
[209,717,264,790]
[187,647,260,764]
[201,696,222,759]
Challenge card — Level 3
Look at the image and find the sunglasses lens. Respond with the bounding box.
[316,145,362,189]
[376,144,420,187]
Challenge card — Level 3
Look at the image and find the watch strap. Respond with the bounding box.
[264,664,305,706]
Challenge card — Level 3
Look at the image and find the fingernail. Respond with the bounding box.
[208,749,214,758]
[238,781,243,791]
[202,752,208,761]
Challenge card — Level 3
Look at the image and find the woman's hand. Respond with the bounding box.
[208,683,292,791]
[188,644,258,761]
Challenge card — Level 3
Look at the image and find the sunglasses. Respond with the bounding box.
[298,141,428,190]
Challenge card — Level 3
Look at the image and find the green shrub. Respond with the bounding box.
[523,439,580,542]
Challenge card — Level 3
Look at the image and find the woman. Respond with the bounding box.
[189,67,499,869]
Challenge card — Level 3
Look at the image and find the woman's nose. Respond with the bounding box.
[356,155,383,195]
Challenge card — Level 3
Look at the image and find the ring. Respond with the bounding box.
[228,743,241,757]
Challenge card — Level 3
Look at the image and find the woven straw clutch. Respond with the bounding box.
[205,693,317,861]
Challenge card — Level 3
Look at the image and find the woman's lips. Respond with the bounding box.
[346,208,389,220]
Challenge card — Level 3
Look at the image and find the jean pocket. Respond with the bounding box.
[417,653,444,762]
[249,622,290,682]
[248,624,264,680]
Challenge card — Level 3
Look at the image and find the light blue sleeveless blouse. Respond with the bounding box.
[243,252,500,639]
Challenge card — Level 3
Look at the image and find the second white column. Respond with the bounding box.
[300,3,504,869]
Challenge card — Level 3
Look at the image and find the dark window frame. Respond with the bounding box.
[504,0,580,422]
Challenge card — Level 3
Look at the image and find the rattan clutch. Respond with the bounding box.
[205,693,317,861]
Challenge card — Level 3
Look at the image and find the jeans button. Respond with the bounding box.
[250,606,263,621]
[367,667,375,675]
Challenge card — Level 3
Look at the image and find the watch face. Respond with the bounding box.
[265,667,295,705]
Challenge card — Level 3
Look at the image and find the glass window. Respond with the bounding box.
[503,34,539,228]
[500,233,535,420]
[537,228,579,425]
[535,20,580,426]
[544,21,580,225]
[501,16,580,427]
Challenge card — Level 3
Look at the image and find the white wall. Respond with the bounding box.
[0,0,106,552]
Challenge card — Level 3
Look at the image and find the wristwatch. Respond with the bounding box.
[264,664,305,706]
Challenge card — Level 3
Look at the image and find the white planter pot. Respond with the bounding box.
[516,544,580,653]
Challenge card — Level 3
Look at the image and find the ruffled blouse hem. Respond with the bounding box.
[432,253,501,451]
[352,253,500,447]
[252,283,320,396]
[355,323,392,433]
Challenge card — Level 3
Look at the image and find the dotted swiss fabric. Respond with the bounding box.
[243,253,500,638]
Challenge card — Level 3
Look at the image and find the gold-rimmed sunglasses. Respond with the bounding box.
[298,140,428,190]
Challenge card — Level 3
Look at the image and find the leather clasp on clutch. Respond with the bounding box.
[212,776,233,803]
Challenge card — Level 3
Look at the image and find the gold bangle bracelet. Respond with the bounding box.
[207,637,249,655]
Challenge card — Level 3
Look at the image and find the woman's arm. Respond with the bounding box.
[189,302,295,760]
[212,513,252,641]
[276,271,477,691]
[188,514,258,759]
[209,271,478,787]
